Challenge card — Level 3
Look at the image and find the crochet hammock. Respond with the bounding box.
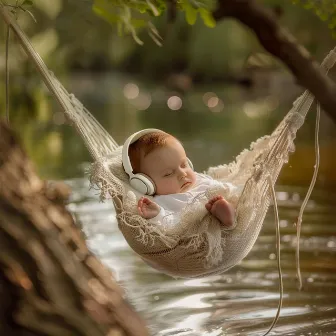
[2,7,336,279]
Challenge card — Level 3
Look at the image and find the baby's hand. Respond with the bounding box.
[138,197,160,219]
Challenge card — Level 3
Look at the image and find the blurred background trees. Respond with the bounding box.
[0,0,335,185]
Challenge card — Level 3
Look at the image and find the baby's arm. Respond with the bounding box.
[138,197,161,219]
[138,197,177,226]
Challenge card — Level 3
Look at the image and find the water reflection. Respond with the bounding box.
[66,175,336,336]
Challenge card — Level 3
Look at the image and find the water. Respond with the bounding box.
[5,72,336,335]
[65,177,336,336]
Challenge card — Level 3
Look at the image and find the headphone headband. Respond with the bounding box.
[122,128,162,177]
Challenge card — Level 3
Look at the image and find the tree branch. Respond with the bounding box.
[0,121,148,336]
[214,0,336,123]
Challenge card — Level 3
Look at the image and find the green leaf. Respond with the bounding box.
[93,6,119,24]
[199,8,216,28]
[22,0,34,6]
[293,0,336,37]
[131,18,148,28]
[93,0,120,24]
[184,2,198,25]
[146,0,160,16]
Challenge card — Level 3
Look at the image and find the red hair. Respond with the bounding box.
[129,131,174,173]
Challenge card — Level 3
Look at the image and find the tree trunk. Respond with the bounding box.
[214,0,336,124]
[0,121,148,336]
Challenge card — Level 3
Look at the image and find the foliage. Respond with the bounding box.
[293,0,336,37]
[1,0,38,25]
[92,0,217,45]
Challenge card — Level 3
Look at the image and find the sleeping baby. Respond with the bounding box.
[122,129,235,227]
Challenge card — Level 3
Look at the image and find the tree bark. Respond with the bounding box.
[214,0,336,123]
[0,121,148,336]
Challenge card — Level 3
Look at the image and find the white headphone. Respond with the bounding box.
[122,129,193,196]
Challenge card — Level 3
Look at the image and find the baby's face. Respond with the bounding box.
[140,138,196,195]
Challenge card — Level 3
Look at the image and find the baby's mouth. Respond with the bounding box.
[181,180,192,191]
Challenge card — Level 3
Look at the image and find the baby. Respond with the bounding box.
[125,130,235,227]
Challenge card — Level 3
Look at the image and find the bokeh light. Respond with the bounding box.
[202,92,216,105]
[210,99,224,113]
[131,93,152,110]
[207,96,219,108]
[123,83,139,99]
[167,96,182,110]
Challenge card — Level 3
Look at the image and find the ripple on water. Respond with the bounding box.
[67,179,336,336]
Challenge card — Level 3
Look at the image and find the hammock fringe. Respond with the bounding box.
[3,5,336,334]
[2,3,336,278]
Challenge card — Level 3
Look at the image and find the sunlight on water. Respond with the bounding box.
[66,177,336,336]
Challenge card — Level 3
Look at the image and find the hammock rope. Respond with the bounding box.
[1,6,119,160]
[295,103,321,290]
[264,174,283,336]
[2,5,336,334]
[2,2,336,277]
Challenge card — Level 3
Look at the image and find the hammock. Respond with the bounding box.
[2,7,336,280]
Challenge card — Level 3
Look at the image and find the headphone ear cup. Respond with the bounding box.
[130,173,156,195]
[187,158,194,171]
[130,177,148,195]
